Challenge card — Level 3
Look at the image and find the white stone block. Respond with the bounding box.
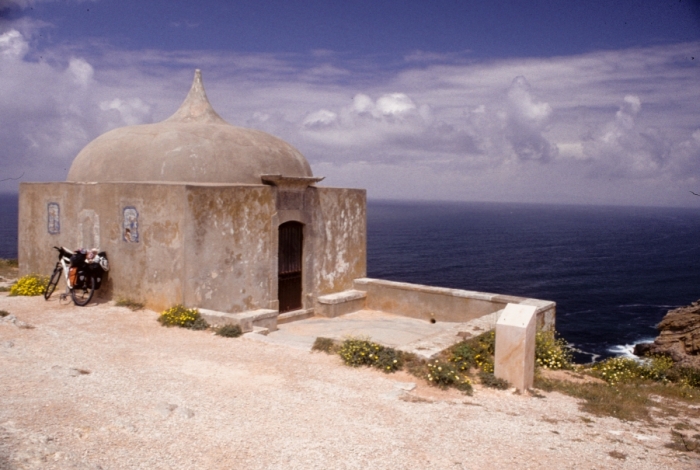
[494,303,538,391]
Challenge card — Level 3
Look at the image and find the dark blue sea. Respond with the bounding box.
[2,193,699,361]
[366,200,700,362]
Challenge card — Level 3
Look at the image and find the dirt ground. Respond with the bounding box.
[1,293,699,470]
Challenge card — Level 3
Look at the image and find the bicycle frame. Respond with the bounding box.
[58,254,73,291]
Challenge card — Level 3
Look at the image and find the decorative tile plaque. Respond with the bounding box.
[47,202,60,235]
[123,206,139,243]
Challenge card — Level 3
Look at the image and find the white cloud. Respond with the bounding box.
[0,29,698,207]
[375,93,416,116]
[581,94,672,179]
[503,75,556,162]
[68,58,94,86]
[302,109,337,128]
[99,98,151,126]
[0,29,28,59]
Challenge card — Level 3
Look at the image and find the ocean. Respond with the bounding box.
[366,200,700,362]
[2,193,699,361]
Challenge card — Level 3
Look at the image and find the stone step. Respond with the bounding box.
[199,308,278,333]
[277,308,315,324]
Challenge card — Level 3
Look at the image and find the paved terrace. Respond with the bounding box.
[244,309,501,359]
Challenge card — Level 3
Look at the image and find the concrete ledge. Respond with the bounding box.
[353,278,555,330]
[199,308,278,333]
[316,290,367,317]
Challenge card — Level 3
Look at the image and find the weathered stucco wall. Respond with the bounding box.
[354,278,556,330]
[183,185,276,313]
[307,187,367,297]
[19,181,368,315]
[19,182,187,310]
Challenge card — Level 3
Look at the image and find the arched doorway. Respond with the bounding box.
[278,221,303,312]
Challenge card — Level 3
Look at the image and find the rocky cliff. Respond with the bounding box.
[635,299,700,368]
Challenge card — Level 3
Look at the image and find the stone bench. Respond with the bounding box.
[315,290,367,318]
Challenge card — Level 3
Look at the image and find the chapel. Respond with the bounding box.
[18,70,366,322]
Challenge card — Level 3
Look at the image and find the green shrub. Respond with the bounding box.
[592,357,640,385]
[191,316,209,330]
[115,298,145,311]
[478,371,510,390]
[638,355,675,383]
[312,337,336,354]
[669,365,700,389]
[426,360,472,394]
[9,274,47,296]
[375,347,403,372]
[591,355,698,387]
[158,305,209,330]
[337,337,382,367]
[336,337,401,373]
[449,331,495,373]
[535,331,572,370]
[215,324,242,338]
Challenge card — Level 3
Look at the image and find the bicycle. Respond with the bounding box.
[44,246,108,306]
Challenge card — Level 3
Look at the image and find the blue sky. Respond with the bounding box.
[1,0,700,206]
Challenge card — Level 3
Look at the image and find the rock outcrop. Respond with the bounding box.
[635,299,700,368]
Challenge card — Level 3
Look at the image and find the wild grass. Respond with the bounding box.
[478,371,510,390]
[448,331,495,373]
[115,298,145,311]
[215,324,242,338]
[312,337,336,354]
[425,360,473,394]
[534,373,700,423]
[0,258,18,280]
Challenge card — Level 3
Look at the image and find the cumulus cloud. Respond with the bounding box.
[0,29,156,188]
[504,76,556,162]
[99,98,151,126]
[581,94,672,179]
[0,29,27,58]
[68,57,94,86]
[0,25,698,206]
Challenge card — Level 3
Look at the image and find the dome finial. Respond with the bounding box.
[165,69,227,124]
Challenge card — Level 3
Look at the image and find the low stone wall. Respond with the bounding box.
[352,278,555,330]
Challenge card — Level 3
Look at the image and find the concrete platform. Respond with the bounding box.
[244,309,503,359]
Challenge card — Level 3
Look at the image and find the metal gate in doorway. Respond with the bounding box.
[278,221,303,313]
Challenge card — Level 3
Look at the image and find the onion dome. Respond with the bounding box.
[67,70,312,184]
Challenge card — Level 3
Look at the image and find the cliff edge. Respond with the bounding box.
[635,299,700,368]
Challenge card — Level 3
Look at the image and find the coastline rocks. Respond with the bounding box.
[634,299,700,368]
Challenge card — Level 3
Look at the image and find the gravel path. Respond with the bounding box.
[1,294,698,469]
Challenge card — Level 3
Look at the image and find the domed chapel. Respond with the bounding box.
[18,70,555,343]
[19,70,367,325]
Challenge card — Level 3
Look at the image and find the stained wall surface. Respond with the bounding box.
[19,182,368,315]
[19,182,187,309]
[182,185,276,313]
[308,187,367,297]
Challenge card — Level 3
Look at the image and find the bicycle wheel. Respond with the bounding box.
[44,265,61,300]
[71,275,95,306]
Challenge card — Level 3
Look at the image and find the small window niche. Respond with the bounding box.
[123,206,139,243]
[47,202,60,235]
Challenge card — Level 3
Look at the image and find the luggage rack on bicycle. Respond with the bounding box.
[44,246,109,306]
